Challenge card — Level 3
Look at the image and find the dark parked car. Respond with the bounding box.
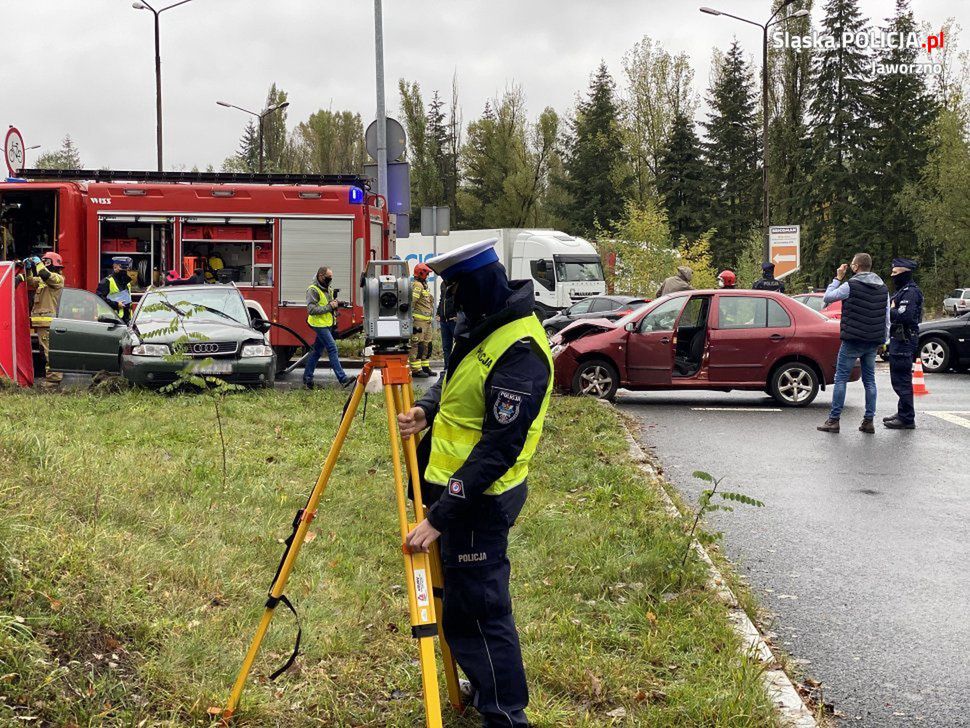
[541,295,648,336]
[121,285,275,387]
[552,289,857,406]
[39,285,274,387]
[918,312,970,373]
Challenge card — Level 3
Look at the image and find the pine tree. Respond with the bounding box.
[767,0,813,227]
[656,112,709,240]
[35,135,83,170]
[554,62,631,234]
[805,0,872,276]
[237,121,259,172]
[704,41,761,269]
[862,0,938,263]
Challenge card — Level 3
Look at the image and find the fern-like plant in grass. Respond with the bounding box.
[681,470,764,568]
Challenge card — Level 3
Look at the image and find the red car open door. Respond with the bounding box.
[707,294,795,383]
[625,296,688,386]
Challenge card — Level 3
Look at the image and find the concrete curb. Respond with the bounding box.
[623,426,818,728]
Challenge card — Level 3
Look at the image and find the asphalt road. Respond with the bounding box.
[619,366,970,727]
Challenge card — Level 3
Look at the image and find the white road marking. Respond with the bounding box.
[925,411,970,429]
[690,407,783,412]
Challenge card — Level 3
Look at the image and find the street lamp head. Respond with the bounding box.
[790,9,810,18]
[699,6,721,15]
[132,2,147,8]
[276,102,290,111]
[216,101,231,107]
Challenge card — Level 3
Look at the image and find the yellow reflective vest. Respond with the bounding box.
[307,284,335,328]
[425,313,553,495]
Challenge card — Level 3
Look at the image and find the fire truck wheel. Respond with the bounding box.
[273,346,296,375]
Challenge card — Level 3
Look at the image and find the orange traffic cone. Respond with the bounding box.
[912,358,930,396]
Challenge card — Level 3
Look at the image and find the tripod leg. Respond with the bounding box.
[220,371,370,719]
[400,383,463,711]
[384,382,444,728]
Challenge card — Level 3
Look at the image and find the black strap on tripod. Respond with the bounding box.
[264,507,307,680]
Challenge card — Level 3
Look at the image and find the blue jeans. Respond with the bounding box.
[304,326,346,384]
[829,339,878,420]
[440,319,457,371]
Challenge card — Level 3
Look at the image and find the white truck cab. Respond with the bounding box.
[396,228,606,319]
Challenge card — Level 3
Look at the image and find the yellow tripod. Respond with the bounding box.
[216,352,462,724]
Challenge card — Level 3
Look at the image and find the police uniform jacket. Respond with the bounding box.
[415,280,549,534]
[890,280,923,342]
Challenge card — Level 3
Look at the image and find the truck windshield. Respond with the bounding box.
[136,289,247,325]
[554,256,604,282]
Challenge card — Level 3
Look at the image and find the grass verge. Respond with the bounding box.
[0,389,776,726]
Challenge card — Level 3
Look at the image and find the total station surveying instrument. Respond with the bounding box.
[215,260,462,725]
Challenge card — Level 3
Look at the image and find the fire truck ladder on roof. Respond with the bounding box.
[18,169,371,188]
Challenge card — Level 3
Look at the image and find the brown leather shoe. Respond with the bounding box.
[817,418,840,433]
[859,418,875,434]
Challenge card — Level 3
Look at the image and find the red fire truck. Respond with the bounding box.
[0,170,393,367]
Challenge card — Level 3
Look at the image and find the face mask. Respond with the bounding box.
[892,271,912,289]
[717,279,725,289]
[322,276,332,287]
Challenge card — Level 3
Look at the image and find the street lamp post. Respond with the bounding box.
[216,101,290,173]
[132,0,196,172]
[700,2,809,263]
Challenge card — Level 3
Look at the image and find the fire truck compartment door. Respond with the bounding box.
[48,288,124,373]
[279,218,354,305]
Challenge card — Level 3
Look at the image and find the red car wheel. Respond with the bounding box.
[571,359,618,401]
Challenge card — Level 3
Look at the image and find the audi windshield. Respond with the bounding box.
[134,288,248,325]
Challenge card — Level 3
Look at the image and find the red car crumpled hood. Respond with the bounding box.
[552,317,619,346]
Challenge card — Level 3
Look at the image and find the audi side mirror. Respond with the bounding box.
[98,314,121,326]
[253,319,272,333]
[624,322,636,332]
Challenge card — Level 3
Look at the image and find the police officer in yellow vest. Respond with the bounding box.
[303,266,351,389]
[96,256,134,323]
[399,239,552,728]
[23,252,66,385]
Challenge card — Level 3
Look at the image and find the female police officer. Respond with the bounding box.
[398,238,553,728]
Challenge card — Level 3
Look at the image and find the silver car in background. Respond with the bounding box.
[943,288,970,316]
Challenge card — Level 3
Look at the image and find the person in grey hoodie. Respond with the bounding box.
[817,253,890,434]
[657,265,693,297]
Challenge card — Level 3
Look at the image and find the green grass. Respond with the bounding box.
[0,389,776,726]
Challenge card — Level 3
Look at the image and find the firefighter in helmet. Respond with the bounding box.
[23,252,66,385]
[97,256,134,323]
[717,270,737,289]
[410,262,435,378]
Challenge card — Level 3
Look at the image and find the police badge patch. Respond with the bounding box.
[448,478,466,499]
[493,389,523,425]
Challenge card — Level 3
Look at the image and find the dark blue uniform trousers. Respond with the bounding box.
[889,338,917,424]
[440,527,529,727]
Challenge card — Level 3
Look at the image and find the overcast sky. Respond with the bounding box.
[2,0,964,172]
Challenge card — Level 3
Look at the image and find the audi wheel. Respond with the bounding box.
[920,337,950,373]
[769,362,819,407]
[571,359,619,401]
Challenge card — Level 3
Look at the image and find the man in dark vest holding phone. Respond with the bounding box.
[817,253,889,434]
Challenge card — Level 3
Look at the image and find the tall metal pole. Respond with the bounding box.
[374,0,389,201]
[154,10,163,172]
[762,25,770,263]
[257,114,265,174]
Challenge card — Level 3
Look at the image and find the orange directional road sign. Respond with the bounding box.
[769,225,801,279]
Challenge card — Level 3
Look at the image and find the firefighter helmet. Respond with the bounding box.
[42,252,64,269]
[414,262,432,280]
[717,269,736,288]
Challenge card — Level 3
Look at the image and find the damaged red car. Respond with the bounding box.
[552,289,857,406]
